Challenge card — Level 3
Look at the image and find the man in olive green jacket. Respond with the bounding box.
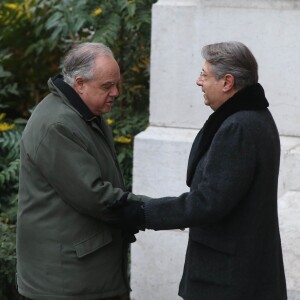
[17,42,147,300]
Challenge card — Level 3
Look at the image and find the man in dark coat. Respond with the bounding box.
[17,42,149,300]
[107,41,287,300]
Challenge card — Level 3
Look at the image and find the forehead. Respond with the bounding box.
[94,55,120,81]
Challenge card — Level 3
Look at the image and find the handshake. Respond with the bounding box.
[105,193,146,243]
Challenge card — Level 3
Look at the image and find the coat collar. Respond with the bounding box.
[186,83,269,187]
[51,74,99,123]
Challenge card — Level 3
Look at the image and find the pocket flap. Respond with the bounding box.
[190,228,236,255]
[73,230,112,258]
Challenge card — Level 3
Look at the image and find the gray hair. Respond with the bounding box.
[62,42,114,86]
[201,41,258,90]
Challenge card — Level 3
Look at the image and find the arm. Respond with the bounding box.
[33,122,146,221]
[107,121,256,230]
[145,122,256,230]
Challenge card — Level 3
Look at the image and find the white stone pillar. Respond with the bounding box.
[131,0,300,299]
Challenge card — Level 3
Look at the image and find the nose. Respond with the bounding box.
[196,76,203,86]
[110,85,119,97]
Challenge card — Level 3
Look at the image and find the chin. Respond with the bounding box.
[102,108,112,115]
[204,99,210,107]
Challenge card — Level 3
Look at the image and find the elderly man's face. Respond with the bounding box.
[196,61,227,111]
[76,55,121,116]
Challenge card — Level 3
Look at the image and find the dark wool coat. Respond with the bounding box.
[17,76,148,300]
[144,84,287,300]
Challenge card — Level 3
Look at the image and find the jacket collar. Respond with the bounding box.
[51,74,98,123]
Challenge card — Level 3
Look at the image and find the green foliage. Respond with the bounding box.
[0,220,17,283]
[0,51,19,100]
[0,0,94,117]
[0,116,23,299]
[0,125,22,203]
[0,219,19,300]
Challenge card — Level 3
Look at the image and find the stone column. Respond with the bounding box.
[131,0,300,299]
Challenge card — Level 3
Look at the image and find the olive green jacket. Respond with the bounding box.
[17,76,147,299]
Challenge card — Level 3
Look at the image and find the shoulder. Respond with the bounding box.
[30,93,80,127]
[225,109,271,124]
[220,109,276,134]
[216,109,279,149]
[23,95,84,148]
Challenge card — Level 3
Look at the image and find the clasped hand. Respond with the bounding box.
[105,197,146,243]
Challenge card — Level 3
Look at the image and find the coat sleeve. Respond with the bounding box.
[144,121,256,230]
[32,122,145,221]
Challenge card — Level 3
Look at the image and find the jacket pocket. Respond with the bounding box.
[73,230,112,258]
[188,228,236,286]
[189,228,236,255]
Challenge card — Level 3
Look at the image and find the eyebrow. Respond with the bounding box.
[101,81,116,87]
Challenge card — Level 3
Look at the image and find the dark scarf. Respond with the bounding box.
[186,83,269,187]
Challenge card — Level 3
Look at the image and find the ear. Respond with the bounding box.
[222,74,235,92]
[73,76,85,94]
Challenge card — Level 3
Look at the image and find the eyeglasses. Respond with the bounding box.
[198,71,208,80]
